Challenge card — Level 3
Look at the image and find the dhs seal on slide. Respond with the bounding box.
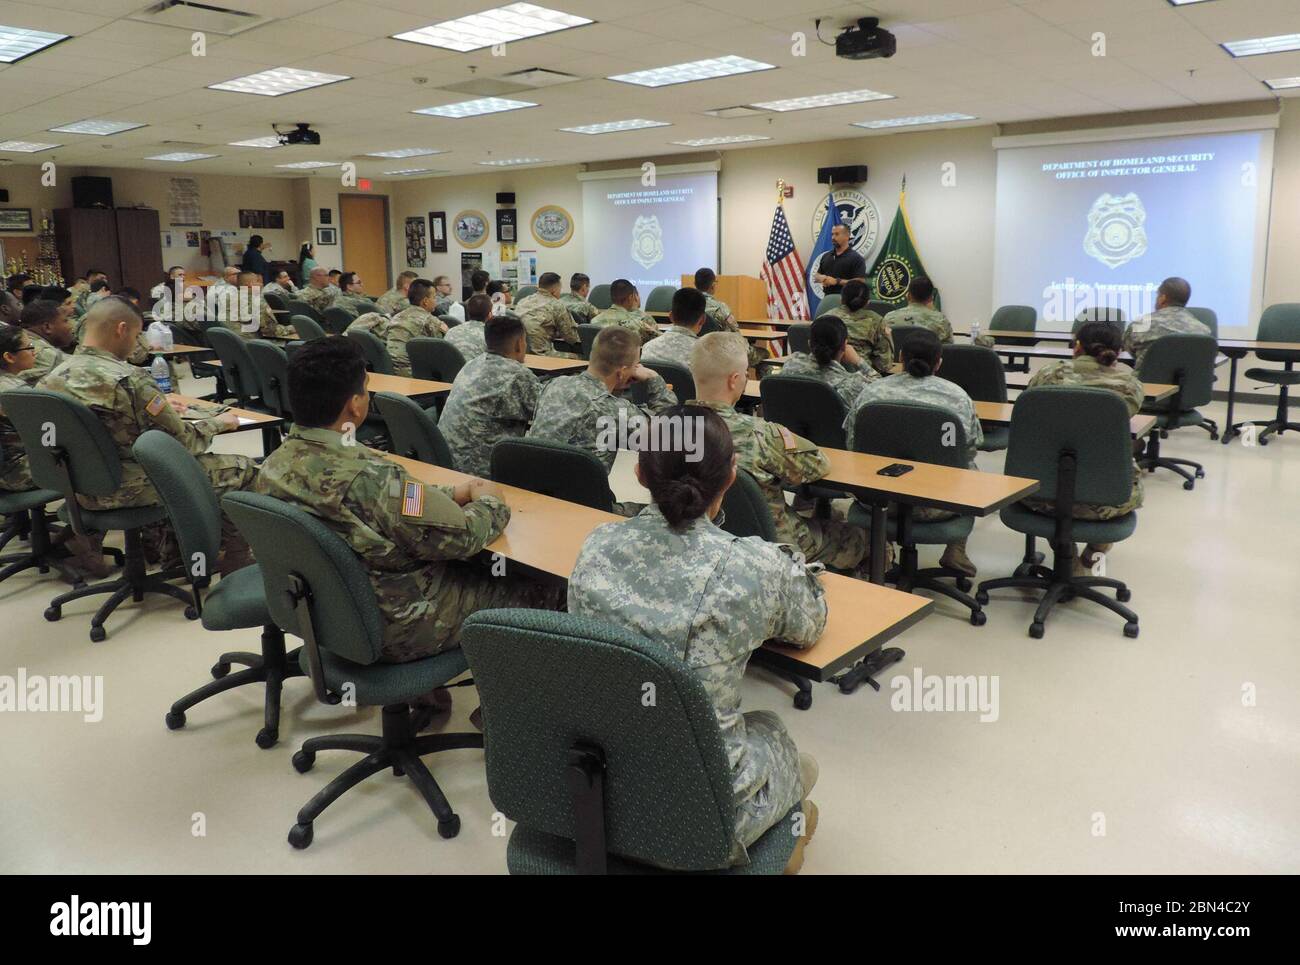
[808,188,881,300]
[1083,192,1148,269]
[631,215,665,269]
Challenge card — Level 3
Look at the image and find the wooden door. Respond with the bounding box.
[339,194,390,298]
[115,208,162,295]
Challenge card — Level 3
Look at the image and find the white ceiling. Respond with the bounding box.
[0,0,1296,179]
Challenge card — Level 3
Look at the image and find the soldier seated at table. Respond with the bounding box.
[17,297,74,384]
[883,276,995,348]
[375,271,418,316]
[331,271,372,316]
[445,293,491,363]
[824,280,892,377]
[386,278,447,377]
[516,272,582,356]
[297,267,341,312]
[640,287,707,369]
[559,272,596,326]
[590,278,659,346]
[254,335,559,668]
[689,332,869,574]
[780,315,878,409]
[695,267,764,368]
[1124,276,1211,369]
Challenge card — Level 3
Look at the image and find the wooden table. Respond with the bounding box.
[973,400,1157,438]
[526,354,586,375]
[1211,339,1300,444]
[169,393,283,454]
[151,344,213,357]
[384,453,932,686]
[658,323,786,343]
[204,360,452,401]
[743,375,1176,405]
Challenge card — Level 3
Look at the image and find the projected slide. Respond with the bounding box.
[581,170,718,299]
[993,129,1272,330]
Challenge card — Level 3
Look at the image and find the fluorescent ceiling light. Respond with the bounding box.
[229,136,283,148]
[1264,76,1300,90]
[49,119,146,136]
[1222,33,1300,57]
[146,152,218,162]
[0,140,60,152]
[751,88,893,112]
[365,147,446,158]
[384,168,444,176]
[0,25,68,63]
[1166,0,1215,5]
[852,112,977,129]
[559,119,670,134]
[609,55,775,88]
[669,134,772,146]
[477,157,545,166]
[392,3,592,52]
[275,160,339,169]
[209,67,350,96]
[413,97,537,118]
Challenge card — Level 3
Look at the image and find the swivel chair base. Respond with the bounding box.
[1138,432,1204,491]
[977,543,1138,639]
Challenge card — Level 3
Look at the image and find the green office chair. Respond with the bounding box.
[976,386,1139,638]
[1073,307,1124,333]
[460,608,802,874]
[245,339,293,422]
[515,285,537,301]
[588,284,612,310]
[644,285,675,314]
[372,392,455,468]
[2,389,195,641]
[408,337,465,383]
[133,430,302,749]
[285,299,324,325]
[288,314,327,341]
[847,401,983,625]
[577,324,601,360]
[490,438,615,512]
[867,300,895,317]
[321,306,355,335]
[1186,307,1218,338]
[262,291,289,317]
[345,329,394,375]
[353,300,381,316]
[642,361,694,402]
[758,375,847,449]
[437,314,461,330]
[222,492,483,848]
[0,433,64,589]
[205,327,265,409]
[889,325,925,356]
[990,304,1038,371]
[814,294,842,318]
[937,344,1009,451]
[1234,303,1300,445]
[1136,333,1218,490]
[786,323,810,355]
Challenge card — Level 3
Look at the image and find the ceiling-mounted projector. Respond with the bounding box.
[836,17,896,60]
[276,123,321,146]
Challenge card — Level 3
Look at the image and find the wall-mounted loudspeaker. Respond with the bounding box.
[72,176,114,209]
[496,192,516,204]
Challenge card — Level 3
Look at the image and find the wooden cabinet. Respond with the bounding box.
[114,208,161,294]
[53,207,162,294]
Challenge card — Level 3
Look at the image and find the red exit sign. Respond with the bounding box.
[358,179,372,192]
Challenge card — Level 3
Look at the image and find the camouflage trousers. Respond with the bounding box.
[790,511,869,571]
[0,455,32,493]
[733,710,804,854]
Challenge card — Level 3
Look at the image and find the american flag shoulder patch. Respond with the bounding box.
[145,393,167,417]
[399,479,425,519]
[777,425,799,451]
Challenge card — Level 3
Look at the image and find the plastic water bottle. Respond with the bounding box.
[151,355,172,394]
[147,318,169,350]
[970,319,982,343]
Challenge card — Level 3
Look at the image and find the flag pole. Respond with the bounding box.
[776,178,786,206]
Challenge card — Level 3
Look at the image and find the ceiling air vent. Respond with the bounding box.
[129,1,267,37]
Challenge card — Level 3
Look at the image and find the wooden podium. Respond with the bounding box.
[681,274,768,319]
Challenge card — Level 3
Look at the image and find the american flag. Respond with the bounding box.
[760,204,810,320]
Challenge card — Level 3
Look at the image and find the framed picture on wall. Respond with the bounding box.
[453,209,489,248]
[405,217,427,268]
[319,209,332,225]
[429,211,447,253]
[530,205,573,248]
[316,227,337,246]
[0,208,34,232]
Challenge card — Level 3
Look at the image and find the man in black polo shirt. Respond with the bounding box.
[814,223,866,295]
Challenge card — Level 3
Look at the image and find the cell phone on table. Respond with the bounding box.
[877,463,913,477]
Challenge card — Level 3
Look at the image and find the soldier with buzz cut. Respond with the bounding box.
[515,271,581,356]
[690,332,868,573]
[1124,276,1210,368]
[296,266,341,312]
[640,287,707,369]
[254,335,558,665]
[445,293,492,363]
[331,271,371,316]
[439,314,541,479]
[528,325,677,473]
[589,278,659,346]
[228,270,296,340]
[883,276,995,349]
[695,267,764,367]
[560,272,596,325]
[386,278,446,377]
[375,271,418,316]
[845,328,982,577]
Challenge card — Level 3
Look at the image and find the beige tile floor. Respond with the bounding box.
[2,371,1298,874]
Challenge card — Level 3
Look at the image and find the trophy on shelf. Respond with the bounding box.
[5,211,65,286]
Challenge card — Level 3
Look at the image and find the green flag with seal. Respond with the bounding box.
[868,177,939,310]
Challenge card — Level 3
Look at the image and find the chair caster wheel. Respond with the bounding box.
[184,606,199,620]
[793,690,813,711]
[44,605,61,622]
[975,590,989,605]
[288,822,313,849]
[437,815,461,839]
[1210,432,1219,440]
[1028,622,1045,639]
[969,610,987,627]
[956,577,972,592]
[89,625,107,643]
[165,710,186,730]
[1259,438,1269,446]
[1182,480,1194,491]
[1116,587,1131,602]
[210,661,230,679]
[255,728,278,749]
[1195,468,1205,478]
[1123,621,1139,638]
[292,750,315,773]
[1159,429,1168,439]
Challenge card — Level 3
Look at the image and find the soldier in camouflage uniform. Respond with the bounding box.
[72,271,108,320]
[438,316,541,479]
[695,267,765,368]
[1124,276,1210,368]
[590,277,659,346]
[689,332,868,572]
[0,324,35,491]
[255,337,558,663]
[640,287,706,368]
[528,325,677,473]
[386,279,446,377]
[569,404,825,867]
[825,280,894,376]
[40,299,256,567]
[516,272,582,356]
[882,276,995,348]
[296,267,341,312]
[780,315,877,409]
[844,329,982,575]
[345,311,391,340]
[445,293,492,363]
[375,271,418,316]
[223,272,296,340]
[431,275,464,322]
[1022,322,1144,570]
[331,272,372,316]
[560,272,596,326]
[17,298,74,385]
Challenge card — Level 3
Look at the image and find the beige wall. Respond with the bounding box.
[1263,99,1300,313]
